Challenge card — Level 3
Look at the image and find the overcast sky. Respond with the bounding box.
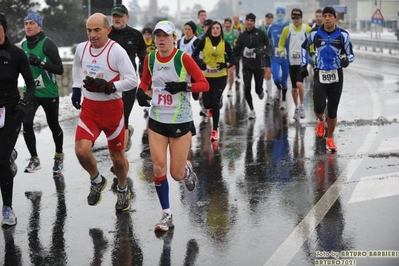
[132,0,216,13]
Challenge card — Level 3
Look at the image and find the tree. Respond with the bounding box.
[40,0,87,46]
[0,0,39,43]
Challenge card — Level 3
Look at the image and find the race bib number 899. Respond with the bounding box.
[319,69,339,84]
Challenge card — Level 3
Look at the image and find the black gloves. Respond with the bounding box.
[136,88,151,107]
[217,62,228,70]
[71,87,82,109]
[199,61,207,70]
[83,76,116,95]
[29,53,45,68]
[340,57,349,68]
[300,65,309,78]
[164,82,188,94]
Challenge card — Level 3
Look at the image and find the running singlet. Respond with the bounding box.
[148,50,193,124]
[179,36,197,55]
[223,29,236,48]
[22,37,59,98]
[202,37,227,78]
[288,23,307,66]
[79,40,121,101]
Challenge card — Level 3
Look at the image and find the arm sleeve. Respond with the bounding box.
[138,55,152,92]
[111,45,138,92]
[182,53,209,93]
[278,26,289,52]
[343,32,355,63]
[72,43,84,88]
[191,38,205,64]
[42,39,64,75]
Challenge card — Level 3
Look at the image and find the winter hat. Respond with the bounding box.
[246,13,256,21]
[322,6,337,18]
[24,11,43,27]
[185,20,197,34]
[142,27,153,34]
[276,7,286,15]
[291,8,303,19]
[204,19,213,27]
[275,7,286,26]
[0,12,7,33]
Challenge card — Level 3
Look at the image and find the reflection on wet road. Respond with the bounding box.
[1,57,399,265]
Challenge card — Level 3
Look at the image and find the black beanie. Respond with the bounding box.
[185,20,197,34]
[322,7,336,18]
[246,13,256,21]
[0,12,7,33]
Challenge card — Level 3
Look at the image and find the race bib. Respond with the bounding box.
[83,64,106,79]
[205,67,221,74]
[319,69,339,84]
[0,107,5,128]
[34,75,45,89]
[289,50,301,65]
[151,86,179,109]
[275,48,286,57]
[243,47,256,59]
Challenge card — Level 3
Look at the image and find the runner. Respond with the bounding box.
[135,20,209,232]
[259,13,274,105]
[222,18,239,97]
[301,6,354,152]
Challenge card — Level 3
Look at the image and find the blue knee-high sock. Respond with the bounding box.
[154,175,169,210]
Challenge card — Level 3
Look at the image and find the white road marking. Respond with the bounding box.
[377,137,399,153]
[263,70,381,266]
[348,174,399,204]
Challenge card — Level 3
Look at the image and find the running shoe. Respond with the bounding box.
[184,161,197,191]
[210,130,219,141]
[87,175,108,206]
[293,108,300,120]
[316,119,325,138]
[258,91,265,100]
[280,100,287,110]
[248,110,256,119]
[266,96,274,106]
[154,212,174,232]
[125,125,134,152]
[10,149,18,177]
[2,206,17,226]
[115,189,131,212]
[299,105,306,118]
[53,153,64,174]
[24,156,41,173]
[326,138,337,152]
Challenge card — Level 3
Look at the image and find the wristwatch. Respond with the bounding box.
[39,61,46,68]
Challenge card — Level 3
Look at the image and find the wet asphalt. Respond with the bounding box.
[1,56,399,266]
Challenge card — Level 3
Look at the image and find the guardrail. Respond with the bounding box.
[351,38,399,56]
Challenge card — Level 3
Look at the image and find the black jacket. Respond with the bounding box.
[233,27,270,69]
[109,25,146,72]
[0,37,35,109]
